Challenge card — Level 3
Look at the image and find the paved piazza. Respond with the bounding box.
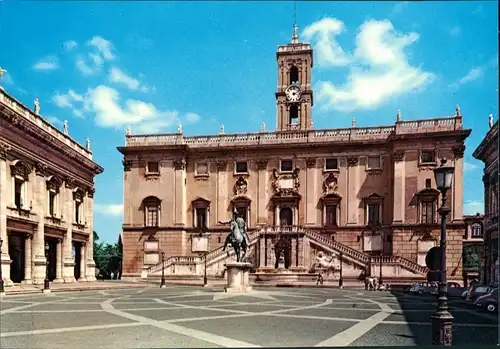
[0,286,497,347]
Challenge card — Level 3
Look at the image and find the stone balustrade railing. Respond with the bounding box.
[0,90,92,160]
[125,116,462,148]
[371,255,429,275]
[304,229,371,263]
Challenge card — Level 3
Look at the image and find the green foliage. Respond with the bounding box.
[93,231,122,279]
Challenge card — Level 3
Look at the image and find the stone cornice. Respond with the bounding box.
[0,104,103,175]
[473,120,498,160]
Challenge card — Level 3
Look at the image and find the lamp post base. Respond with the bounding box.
[44,279,50,291]
[338,278,343,289]
[431,310,453,346]
[160,279,166,288]
[0,280,4,293]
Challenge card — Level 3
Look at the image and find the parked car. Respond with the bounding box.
[474,288,498,312]
[428,282,467,297]
[410,282,438,295]
[466,284,497,302]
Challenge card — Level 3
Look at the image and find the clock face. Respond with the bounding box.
[285,85,301,102]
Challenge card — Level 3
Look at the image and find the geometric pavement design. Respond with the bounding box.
[0,286,497,348]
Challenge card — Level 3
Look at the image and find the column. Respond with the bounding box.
[54,239,63,282]
[347,157,360,225]
[256,160,268,225]
[85,188,96,281]
[23,234,32,284]
[305,158,317,225]
[63,180,76,283]
[174,159,187,226]
[275,206,279,227]
[0,143,12,285]
[393,151,405,223]
[291,237,297,267]
[452,146,464,221]
[297,236,304,267]
[216,161,228,223]
[80,243,86,281]
[32,164,47,284]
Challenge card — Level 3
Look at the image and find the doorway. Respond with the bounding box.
[73,242,82,280]
[279,207,293,226]
[8,234,25,283]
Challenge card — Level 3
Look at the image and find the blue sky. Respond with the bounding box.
[1,1,497,243]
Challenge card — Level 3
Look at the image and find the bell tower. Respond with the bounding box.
[275,23,314,131]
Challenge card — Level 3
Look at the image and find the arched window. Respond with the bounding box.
[416,189,439,224]
[73,188,86,224]
[142,196,161,227]
[289,66,299,85]
[289,105,299,125]
[471,222,483,237]
[192,197,210,228]
[46,176,62,217]
[10,160,31,210]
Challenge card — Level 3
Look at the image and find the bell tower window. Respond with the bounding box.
[290,66,299,85]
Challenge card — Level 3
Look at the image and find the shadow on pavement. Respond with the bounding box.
[389,290,498,346]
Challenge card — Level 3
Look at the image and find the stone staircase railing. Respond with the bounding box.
[147,230,261,274]
[304,229,371,263]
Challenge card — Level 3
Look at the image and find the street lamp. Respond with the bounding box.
[192,231,210,287]
[338,252,343,289]
[44,242,50,292]
[160,251,166,288]
[0,238,4,293]
[431,157,455,346]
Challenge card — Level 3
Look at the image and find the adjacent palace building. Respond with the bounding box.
[119,27,472,283]
[0,88,103,286]
[474,117,499,285]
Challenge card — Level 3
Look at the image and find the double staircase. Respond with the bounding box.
[147,227,429,278]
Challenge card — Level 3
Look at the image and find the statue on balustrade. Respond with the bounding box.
[219,209,249,263]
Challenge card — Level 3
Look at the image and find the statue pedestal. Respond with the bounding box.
[225,262,253,293]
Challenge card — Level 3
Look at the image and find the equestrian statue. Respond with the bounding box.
[219,209,250,263]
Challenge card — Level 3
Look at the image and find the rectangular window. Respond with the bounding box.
[14,179,23,209]
[75,201,81,223]
[425,178,432,188]
[325,158,338,171]
[147,162,159,173]
[421,150,435,164]
[367,156,381,169]
[235,161,248,174]
[196,163,208,175]
[325,205,338,226]
[471,223,482,237]
[49,191,56,216]
[421,201,435,223]
[367,204,380,225]
[196,208,207,228]
[281,159,293,172]
[146,206,158,227]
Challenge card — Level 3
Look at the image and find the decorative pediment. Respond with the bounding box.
[271,167,300,196]
[231,194,251,204]
[322,173,338,196]
[363,192,384,203]
[192,196,210,208]
[234,176,248,196]
[73,188,86,201]
[416,188,440,199]
[10,160,31,180]
[46,176,63,193]
[142,195,161,205]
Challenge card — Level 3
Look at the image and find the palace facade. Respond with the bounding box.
[0,89,103,285]
[473,117,499,284]
[119,27,471,283]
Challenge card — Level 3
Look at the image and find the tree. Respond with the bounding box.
[93,231,123,279]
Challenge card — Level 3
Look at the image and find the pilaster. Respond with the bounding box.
[256,160,268,225]
[452,146,464,221]
[54,239,64,283]
[305,158,317,225]
[80,243,87,281]
[85,188,96,281]
[259,235,265,267]
[297,235,304,267]
[291,237,297,267]
[23,234,32,284]
[216,160,228,223]
[0,145,12,285]
[393,151,405,223]
[347,156,360,225]
[32,165,47,284]
[174,159,187,226]
[63,180,76,283]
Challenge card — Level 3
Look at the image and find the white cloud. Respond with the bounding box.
[33,56,59,71]
[185,112,201,123]
[449,67,484,88]
[307,18,434,112]
[76,57,96,75]
[85,85,189,133]
[1,72,14,85]
[109,67,141,91]
[87,36,115,61]
[63,40,78,51]
[463,200,484,216]
[301,18,351,67]
[52,90,86,118]
[94,204,123,217]
[391,1,409,15]
[464,162,479,172]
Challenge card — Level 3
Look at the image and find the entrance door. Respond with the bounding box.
[279,207,293,227]
[8,234,25,283]
[73,242,81,280]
